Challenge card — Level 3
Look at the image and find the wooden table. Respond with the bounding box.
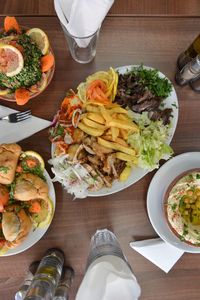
[1,13,200,300]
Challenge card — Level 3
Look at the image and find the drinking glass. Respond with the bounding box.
[61,24,100,64]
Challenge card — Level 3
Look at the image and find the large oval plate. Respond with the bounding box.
[3,169,55,256]
[147,152,200,253]
[51,65,178,197]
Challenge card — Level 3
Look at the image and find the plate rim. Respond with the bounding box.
[147,151,200,253]
[2,169,56,257]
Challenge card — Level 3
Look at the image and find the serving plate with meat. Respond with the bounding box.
[0,143,55,256]
[49,65,178,198]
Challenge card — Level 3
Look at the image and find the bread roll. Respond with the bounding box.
[14,173,49,201]
[2,208,32,249]
[0,144,21,184]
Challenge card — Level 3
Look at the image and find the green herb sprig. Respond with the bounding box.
[130,65,172,98]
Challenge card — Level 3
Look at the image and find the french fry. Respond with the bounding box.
[119,129,128,140]
[111,127,119,141]
[85,104,100,113]
[100,106,112,124]
[98,137,136,155]
[102,136,128,147]
[115,138,128,147]
[82,117,106,130]
[117,114,130,121]
[108,119,139,132]
[109,107,128,114]
[119,166,132,181]
[116,152,138,163]
[78,122,104,137]
[86,112,105,124]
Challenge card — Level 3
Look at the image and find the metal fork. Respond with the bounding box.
[0,110,32,123]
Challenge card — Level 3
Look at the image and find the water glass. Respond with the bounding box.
[61,24,100,64]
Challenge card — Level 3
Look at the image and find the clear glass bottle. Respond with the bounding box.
[15,262,40,300]
[189,74,200,92]
[177,34,200,70]
[53,266,74,300]
[175,54,200,86]
[24,249,65,300]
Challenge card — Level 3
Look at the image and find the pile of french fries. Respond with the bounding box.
[78,102,139,180]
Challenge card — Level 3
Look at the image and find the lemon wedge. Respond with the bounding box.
[26,28,49,55]
[30,197,54,228]
[24,150,45,170]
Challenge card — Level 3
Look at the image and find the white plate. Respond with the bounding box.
[147,152,200,253]
[51,65,179,197]
[3,170,56,256]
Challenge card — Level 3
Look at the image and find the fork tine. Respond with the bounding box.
[16,115,32,122]
[17,110,31,116]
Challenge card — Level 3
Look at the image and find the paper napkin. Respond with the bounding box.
[130,238,184,273]
[0,105,51,144]
[55,0,114,47]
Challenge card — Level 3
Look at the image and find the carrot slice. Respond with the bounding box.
[41,53,55,72]
[0,239,5,248]
[0,202,4,213]
[86,79,111,105]
[29,201,41,213]
[15,88,30,105]
[4,16,20,33]
[26,159,37,168]
[16,165,23,173]
[0,185,9,206]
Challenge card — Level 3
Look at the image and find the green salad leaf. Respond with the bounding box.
[128,112,173,170]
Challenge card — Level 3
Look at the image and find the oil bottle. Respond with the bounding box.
[177,34,200,70]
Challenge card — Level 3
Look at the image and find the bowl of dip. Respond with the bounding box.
[164,169,200,247]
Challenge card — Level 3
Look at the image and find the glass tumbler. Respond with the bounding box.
[61,24,100,64]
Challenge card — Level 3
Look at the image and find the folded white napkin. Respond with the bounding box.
[0,105,51,144]
[130,238,184,273]
[55,0,114,47]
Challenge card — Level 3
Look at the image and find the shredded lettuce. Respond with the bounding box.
[128,112,173,170]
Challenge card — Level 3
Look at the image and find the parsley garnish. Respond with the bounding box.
[129,65,172,98]
[172,103,178,109]
[0,166,9,174]
[21,160,46,181]
[171,203,177,211]
[196,174,200,179]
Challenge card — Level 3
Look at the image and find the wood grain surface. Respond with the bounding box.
[0,0,200,16]
[1,15,200,300]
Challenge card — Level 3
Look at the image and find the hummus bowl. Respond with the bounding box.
[164,169,200,247]
[147,152,200,253]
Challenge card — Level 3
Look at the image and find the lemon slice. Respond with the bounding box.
[30,197,54,228]
[0,44,24,77]
[26,28,49,55]
[0,88,11,95]
[37,73,48,91]
[24,150,45,170]
[29,73,48,93]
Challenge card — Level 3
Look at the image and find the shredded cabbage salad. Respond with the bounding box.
[128,112,173,170]
[48,155,96,199]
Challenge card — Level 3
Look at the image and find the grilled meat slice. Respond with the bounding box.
[130,97,162,113]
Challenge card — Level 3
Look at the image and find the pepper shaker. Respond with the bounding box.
[175,54,200,86]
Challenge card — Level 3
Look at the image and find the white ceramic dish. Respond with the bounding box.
[147,152,200,253]
[51,65,179,197]
[3,169,55,256]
